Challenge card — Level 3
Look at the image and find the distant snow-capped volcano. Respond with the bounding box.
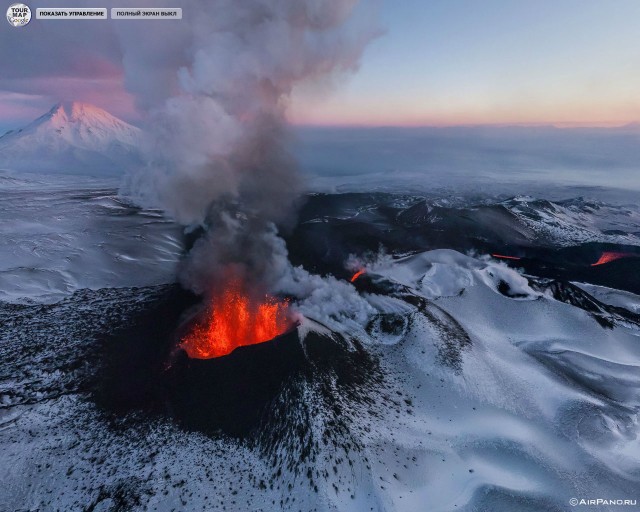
[0,102,144,175]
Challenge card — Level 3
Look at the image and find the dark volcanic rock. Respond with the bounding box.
[90,287,387,462]
[287,193,640,295]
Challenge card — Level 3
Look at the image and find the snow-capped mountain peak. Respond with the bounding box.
[0,102,144,175]
[3,101,142,152]
[42,101,134,129]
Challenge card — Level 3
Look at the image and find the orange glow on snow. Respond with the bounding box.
[180,279,291,359]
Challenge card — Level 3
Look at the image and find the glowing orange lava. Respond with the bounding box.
[591,252,634,266]
[180,279,290,359]
[350,269,366,282]
[491,254,521,261]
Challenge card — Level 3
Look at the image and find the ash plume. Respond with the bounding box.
[120,0,380,295]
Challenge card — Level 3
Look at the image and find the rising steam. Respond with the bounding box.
[120,0,379,298]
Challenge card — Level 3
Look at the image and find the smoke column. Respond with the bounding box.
[120,0,379,296]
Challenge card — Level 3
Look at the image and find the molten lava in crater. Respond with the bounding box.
[180,279,291,359]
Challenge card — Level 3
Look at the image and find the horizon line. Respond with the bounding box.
[2,101,639,132]
[289,120,640,130]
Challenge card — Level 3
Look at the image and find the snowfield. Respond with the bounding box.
[0,171,182,304]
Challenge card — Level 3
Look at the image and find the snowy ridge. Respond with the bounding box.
[502,196,640,246]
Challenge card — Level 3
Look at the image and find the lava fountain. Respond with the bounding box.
[180,278,291,359]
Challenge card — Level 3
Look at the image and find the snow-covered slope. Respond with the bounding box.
[0,102,144,175]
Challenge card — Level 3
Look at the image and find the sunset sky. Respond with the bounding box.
[1,0,640,131]
[290,0,640,127]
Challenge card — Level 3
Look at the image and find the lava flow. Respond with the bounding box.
[350,269,366,282]
[591,252,634,266]
[491,254,522,261]
[180,279,291,359]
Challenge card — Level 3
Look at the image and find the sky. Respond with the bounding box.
[1,0,640,132]
[290,0,640,126]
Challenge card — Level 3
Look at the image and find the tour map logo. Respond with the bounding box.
[6,3,31,27]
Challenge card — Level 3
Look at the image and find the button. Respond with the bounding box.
[36,8,107,19]
[111,8,182,19]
